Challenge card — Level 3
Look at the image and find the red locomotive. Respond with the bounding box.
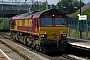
[10,9,68,52]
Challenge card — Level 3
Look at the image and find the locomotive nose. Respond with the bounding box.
[52,32,55,35]
[39,27,67,40]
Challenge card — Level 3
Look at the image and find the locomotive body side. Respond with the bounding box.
[10,9,68,53]
[10,18,40,36]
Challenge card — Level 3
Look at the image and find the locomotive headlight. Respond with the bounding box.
[52,14,55,17]
[41,34,47,38]
[61,34,67,37]
[63,34,67,37]
[40,31,47,38]
[41,35,45,37]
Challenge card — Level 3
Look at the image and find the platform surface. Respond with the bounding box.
[67,37,90,49]
[0,49,11,60]
[0,40,25,60]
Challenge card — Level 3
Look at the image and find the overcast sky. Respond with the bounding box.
[1,0,90,5]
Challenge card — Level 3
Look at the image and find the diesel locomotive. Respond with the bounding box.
[10,9,68,52]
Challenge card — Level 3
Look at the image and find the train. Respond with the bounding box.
[10,9,68,53]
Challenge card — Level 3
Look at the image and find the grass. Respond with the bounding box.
[68,28,78,38]
[68,28,90,40]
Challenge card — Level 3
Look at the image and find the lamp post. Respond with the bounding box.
[78,0,82,39]
[80,0,82,38]
[80,0,81,15]
[46,0,48,10]
[12,0,13,8]
[2,0,3,11]
[38,2,40,11]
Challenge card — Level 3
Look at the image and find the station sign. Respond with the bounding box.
[78,14,87,20]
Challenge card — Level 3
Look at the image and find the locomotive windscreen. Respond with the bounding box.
[55,18,66,26]
[41,18,52,26]
[41,18,66,26]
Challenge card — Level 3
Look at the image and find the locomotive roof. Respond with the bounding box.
[11,9,66,20]
[11,12,33,20]
[26,10,50,18]
[32,9,66,18]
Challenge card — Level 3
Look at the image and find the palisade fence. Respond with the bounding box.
[68,17,90,39]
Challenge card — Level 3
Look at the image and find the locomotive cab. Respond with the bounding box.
[40,17,67,41]
[36,9,68,52]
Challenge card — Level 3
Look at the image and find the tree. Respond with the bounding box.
[33,1,46,11]
[57,0,85,8]
[57,0,85,13]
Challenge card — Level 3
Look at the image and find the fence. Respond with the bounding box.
[68,17,90,39]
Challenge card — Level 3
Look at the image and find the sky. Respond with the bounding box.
[1,0,90,5]
[35,0,90,5]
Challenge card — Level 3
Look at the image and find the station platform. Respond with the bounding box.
[0,40,25,60]
[67,37,90,50]
[0,49,11,60]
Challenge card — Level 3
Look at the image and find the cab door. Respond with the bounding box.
[35,18,39,34]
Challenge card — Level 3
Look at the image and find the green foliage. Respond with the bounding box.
[70,8,90,19]
[88,32,90,39]
[57,0,85,11]
[82,32,86,39]
[70,11,80,18]
[0,18,10,30]
[3,18,10,30]
[68,28,78,38]
[82,8,90,20]
[68,28,90,40]
[0,19,3,30]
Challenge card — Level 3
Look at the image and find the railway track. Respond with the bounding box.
[0,38,26,60]
[0,32,89,60]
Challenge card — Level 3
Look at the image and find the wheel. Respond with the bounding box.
[35,44,40,51]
